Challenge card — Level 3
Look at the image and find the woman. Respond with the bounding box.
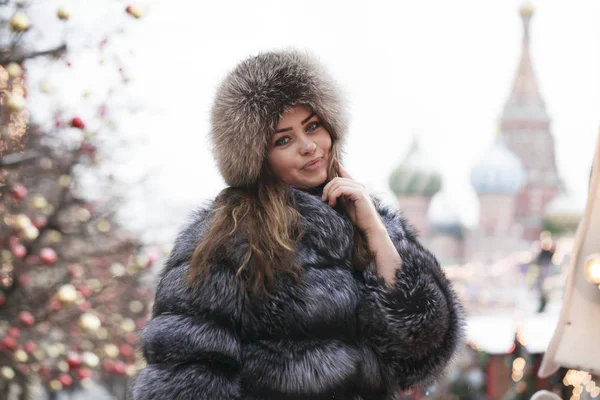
[132,50,464,400]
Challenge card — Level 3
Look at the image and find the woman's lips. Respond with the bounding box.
[303,158,323,170]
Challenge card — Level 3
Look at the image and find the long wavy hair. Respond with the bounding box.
[186,128,372,297]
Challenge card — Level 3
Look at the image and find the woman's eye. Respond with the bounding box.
[275,136,290,146]
[306,121,320,132]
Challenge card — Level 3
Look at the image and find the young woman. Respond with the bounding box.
[132,50,464,400]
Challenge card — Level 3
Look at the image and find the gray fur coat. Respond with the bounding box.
[132,186,464,400]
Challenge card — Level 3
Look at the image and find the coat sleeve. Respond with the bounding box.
[357,201,465,390]
[131,208,245,400]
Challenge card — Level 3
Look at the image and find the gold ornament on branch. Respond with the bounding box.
[5,94,26,112]
[1,366,15,380]
[9,12,30,32]
[5,63,23,77]
[57,284,78,304]
[79,313,101,331]
[57,7,70,20]
[82,351,99,368]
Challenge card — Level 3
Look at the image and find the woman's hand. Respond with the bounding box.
[322,163,385,235]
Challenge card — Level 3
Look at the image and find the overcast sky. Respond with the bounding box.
[58,0,600,239]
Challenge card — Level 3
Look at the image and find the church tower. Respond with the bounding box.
[500,1,561,240]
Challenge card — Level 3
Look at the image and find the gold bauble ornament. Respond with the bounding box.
[103,344,119,359]
[129,300,144,313]
[5,94,26,112]
[46,230,62,244]
[40,81,52,93]
[5,63,23,77]
[57,284,77,304]
[76,208,91,222]
[82,351,99,368]
[110,263,126,277]
[121,318,136,333]
[14,214,32,230]
[57,7,70,20]
[57,360,69,373]
[21,225,39,241]
[1,366,15,380]
[33,348,46,360]
[31,196,48,210]
[9,12,30,32]
[59,175,71,188]
[14,350,28,363]
[79,313,101,331]
[97,219,111,233]
[49,380,62,392]
[95,327,108,340]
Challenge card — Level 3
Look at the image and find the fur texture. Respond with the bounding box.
[210,50,347,187]
[132,188,465,400]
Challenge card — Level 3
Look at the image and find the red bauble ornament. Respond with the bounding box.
[77,368,93,379]
[18,311,35,326]
[58,373,73,387]
[12,244,26,259]
[78,302,91,313]
[39,248,57,265]
[112,361,127,375]
[9,184,27,201]
[24,341,36,353]
[69,264,84,278]
[32,216,48,229]
[0,294,5,306]
[8,327,20,337]
[1,336,17,350]
[102,359,114,373]
[49,298,62,312]
[77,286,92,298]
[119,344,133,358]
[66,353,82,369]
[70,117,85,129]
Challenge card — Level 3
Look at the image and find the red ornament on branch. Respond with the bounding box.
[39,248,58,265]
[18,311,35,326]
[70,117,85,129]
[9,184,27,201]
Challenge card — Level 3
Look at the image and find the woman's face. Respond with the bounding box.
[267,105,332,189]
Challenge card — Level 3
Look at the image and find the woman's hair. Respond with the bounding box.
[187,126,372,297]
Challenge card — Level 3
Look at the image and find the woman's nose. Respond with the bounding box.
[300,140,317,155]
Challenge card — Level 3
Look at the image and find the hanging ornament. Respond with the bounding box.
[77,368,92,379]
[110,263,126,277]
[9,327,20,337]
[70,117,85,129]
[40,80,52,93]
[125,5,143,18]
[1,366,15,380]
[39,248,58,265]
[49,380,63,392]
[56,7,70,20]
[24,341,37,354]
[121,318,136,333]
[18,311,35,326]
[103,344,119,359]
[96,219,111,233]
[57,284,78,304]
[14,349,28,363]
[5,94,26,112]
[9,184,27,201]
[79,313,101,331]
[82,351,99,368]
[31,195,48,210]
[59,175,71,188]
[9,12,30,32]
[21,225,39,241]
[5,63,23,77]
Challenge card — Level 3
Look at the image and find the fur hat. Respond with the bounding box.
[210,50,347,187]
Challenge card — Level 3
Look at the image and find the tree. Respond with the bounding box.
[0,1,153,398]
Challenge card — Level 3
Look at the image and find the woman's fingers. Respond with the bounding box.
[322,178,360,202]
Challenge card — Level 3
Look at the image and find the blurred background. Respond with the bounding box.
[1,0,599,399]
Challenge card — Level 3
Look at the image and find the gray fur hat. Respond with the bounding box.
[210,50,347,187]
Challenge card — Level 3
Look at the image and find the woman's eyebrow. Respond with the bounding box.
[274,112,317,134]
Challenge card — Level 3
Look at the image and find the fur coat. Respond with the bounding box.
[132,186,465,400]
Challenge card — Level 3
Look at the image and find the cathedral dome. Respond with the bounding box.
[428,192,464,237]
[543,192,583,233]
[470,137,526,195]
[389,139,441,197]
